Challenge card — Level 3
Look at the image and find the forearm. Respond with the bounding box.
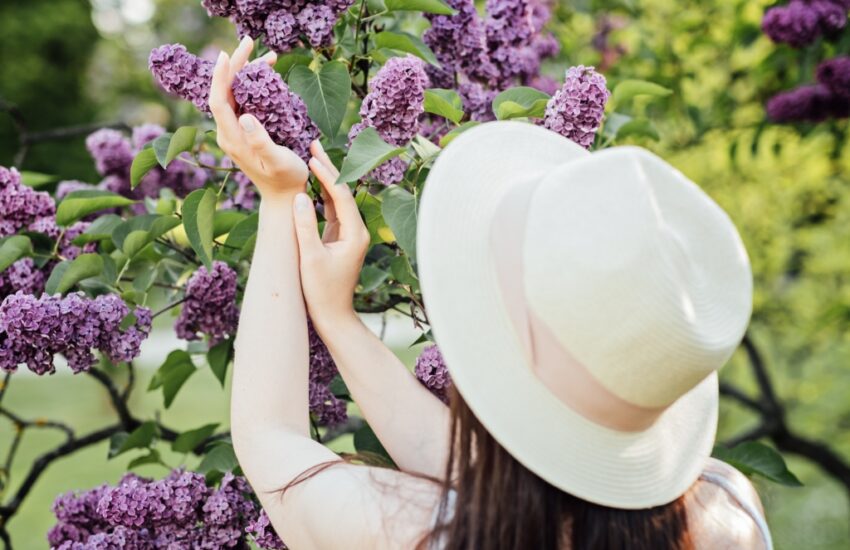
[319,314,450,477]
[232,194,309,451]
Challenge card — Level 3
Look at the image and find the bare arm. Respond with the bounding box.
[294,151,451,477]
[212,39,439,549]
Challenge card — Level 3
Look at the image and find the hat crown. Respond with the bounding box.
[523,148,752,408]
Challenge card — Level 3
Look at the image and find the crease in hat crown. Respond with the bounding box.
[522,147,753,409]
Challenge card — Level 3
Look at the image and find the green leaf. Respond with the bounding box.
[385,0,455,15]
[601,112,632,141]
[119,311,137,331]
[359,265,389,293]
[381,187,418,262]
[132,263,160,293]
[355,189,392,244]
[152,134,173,168]
[439,121,480,147]
[72,214,123,245]
[492,87,550,120]
[353,424,395,465]
[615,118,660,141]
[329,376,350,399]
[208,338,234,387]
[411,135,441,162]
[611,79,673,106]
[288,62,351,138]
[56,190,136,226]
[390,255,418,287]
[45,253,103,295]
[148,350,197,408]
[182,188,217,268]
[165,126,198,166]
[374,31,439,66]
[213,210,248,238]
[172,423,219,454]
[275,50,313,78]
[224,213,259,259]
[108,432,129,458]
[112,215,181,258]
[713,442,803,487]
[337,127,406,184]
[130,147,159,190]
[19,171,59,188]
[197,441,239,474]
[0,236,32,272]
[127,449,164,470]
[423,89,464,125]
[115,421,160,456]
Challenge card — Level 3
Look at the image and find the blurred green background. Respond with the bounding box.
[1,0,849,548]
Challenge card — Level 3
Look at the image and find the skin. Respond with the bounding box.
[214,37,766,550]
[215,37,440,549]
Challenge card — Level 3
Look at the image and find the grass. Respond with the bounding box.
[0,322,847,549]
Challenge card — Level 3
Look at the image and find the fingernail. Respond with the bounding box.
[261,52,276,62]
[295,193,311,212]
[239,115,255,132]
[216,51,226,66]
[240,36,252,48]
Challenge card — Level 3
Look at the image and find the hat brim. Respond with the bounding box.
[416,121,717,509]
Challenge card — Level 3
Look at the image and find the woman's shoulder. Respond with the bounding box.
[686,457,771,549]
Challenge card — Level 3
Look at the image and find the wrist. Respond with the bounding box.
[310,308,361,340]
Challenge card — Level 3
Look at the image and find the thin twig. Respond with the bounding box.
[0,409,74,441]
[153,297,188,319]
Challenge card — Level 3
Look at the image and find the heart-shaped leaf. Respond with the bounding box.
[172,423,219,454]
[381,186,417,262]
[611,79,673,107]
[56,190,136,226]
[288,62,351,138]
[148,350,197,408]
[713,442,802,487]
[384,0,455,15]
[374,31,439,66]
[182,188,217,268]
[165,126,198,166]
[0,236,32,272]
[424,89,464,124]
[337,127,406,184]
[492,87,551,120]
[45,253,104,295]
[131,147,159,189]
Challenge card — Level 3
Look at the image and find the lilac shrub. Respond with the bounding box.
[49,471,285,549]
[762,0,848,47]
[415,345,453,404]
[543,65,611,149]
[175,261,240,345]
[308,321,347,426]
[149,44,318,160]
[0,292,152,375]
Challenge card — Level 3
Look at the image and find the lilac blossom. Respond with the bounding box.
[297,4,337,47]
[202,0,238,17]
[0,166,56,237]
[308,322,347,426]
[348,56,429,184]
[0,259,45,301]
[247,510,286,549]
[56,180,94,201]
[762,1,823,48]
[175,261,240,344]
[149,43,214,114]
[817,56,850,99]
[0,292,151,375]
[424,0,497,84]
[766,83,850,122]
[415,344,453,404]
[264,10,300,52]
[543,65,610,149]
[85,129,134,177]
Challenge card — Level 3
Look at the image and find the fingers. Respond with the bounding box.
[310,140,338,178]
[228,36,254,81]
[259,51,277,66]
[308,153,363,242]
[293,193,325,259]
[238,114,276,157]
[209,52,242,152]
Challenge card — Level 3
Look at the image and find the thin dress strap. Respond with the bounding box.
[699,470,773,550]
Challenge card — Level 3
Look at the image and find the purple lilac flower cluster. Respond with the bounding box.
[542,66,610,149]
[175,261,240,345]
[85,126,208,205]
[0,166,55,237]
[308,321,347,426]
[414,344,453,404]
[201,0,354,53]
[762,0,848,48]
[423,0,561,120]
[348,56,429,185]
[767,56,850,122]
[0,292,152,375]
[0,165,97,301]
[49,470,285,549]
[149,44,318,160]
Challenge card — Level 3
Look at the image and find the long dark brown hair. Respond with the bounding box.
[284,387,694,549]
[417,388,694,550]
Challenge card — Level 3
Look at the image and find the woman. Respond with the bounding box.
[213,38,772,549]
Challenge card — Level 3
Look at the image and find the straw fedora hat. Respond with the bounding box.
[416,121,752,509]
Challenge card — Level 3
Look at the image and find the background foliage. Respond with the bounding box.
[0,0,849,548]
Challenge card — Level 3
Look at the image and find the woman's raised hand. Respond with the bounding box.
[293,141,370,329]
[208,37,308,198]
